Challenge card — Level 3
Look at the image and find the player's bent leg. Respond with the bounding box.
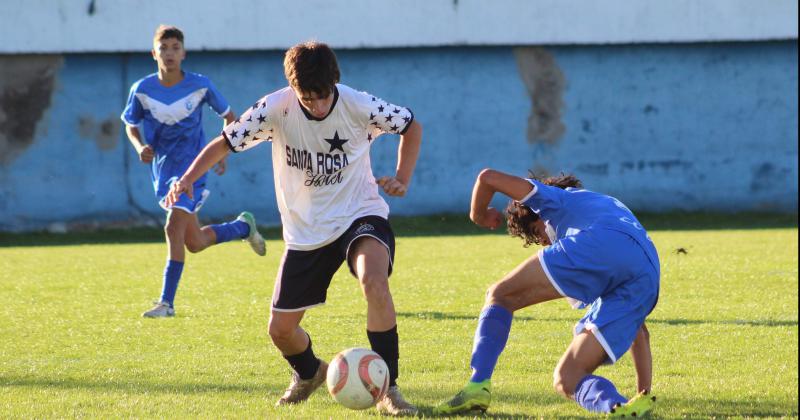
[349,237,416,416]
[436,254,562,414]
[553,329,609,398]
[183,212,214,254]
[189,211,265,255]
[486,253,563,311]
[351,236,396,331]
[270,310,327,406]
[556,330,628,414]
[269,309,310,356]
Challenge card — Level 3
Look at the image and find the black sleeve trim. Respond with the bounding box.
[222,131,238,153]
[399,108,415,135]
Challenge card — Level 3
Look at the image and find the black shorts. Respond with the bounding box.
[271,215,396,312]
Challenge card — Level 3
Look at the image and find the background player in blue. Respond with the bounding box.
[435,169,660,417]
[121,25,266,318]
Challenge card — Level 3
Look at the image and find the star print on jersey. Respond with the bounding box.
[366,96,413,136]
[222,95,273,153]
[324,131,349,152]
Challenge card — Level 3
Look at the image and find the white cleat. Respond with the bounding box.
[142,301,175,318]
[237,211,266,256]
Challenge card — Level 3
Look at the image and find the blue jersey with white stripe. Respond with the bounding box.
[521,179,660,274]
[121,71,230,199]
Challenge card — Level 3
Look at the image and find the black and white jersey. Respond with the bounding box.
[223,84,414,250]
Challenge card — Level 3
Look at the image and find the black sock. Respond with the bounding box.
[284,335,321,380]
[367,325,399,386]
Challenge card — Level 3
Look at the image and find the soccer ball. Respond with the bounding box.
[326,348,389,410]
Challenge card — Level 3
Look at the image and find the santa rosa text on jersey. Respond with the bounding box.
[286,145,350,186]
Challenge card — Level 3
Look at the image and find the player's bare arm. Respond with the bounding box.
[377,119,422,197]
[629,323,652,394]
[213,110,237,176]
[125,125,154,163]
[470,169,533,229]
[166,135,230,206]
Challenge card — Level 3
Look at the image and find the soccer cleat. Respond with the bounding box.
[142,301,175,318]
[376,385,418,416]
[237,211,266,256]
[275,359,328,406]
[609,391,656,418]
[433,380,491,415]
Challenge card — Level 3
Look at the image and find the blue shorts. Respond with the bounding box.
[157,187,210,214]
[539,228,659,363]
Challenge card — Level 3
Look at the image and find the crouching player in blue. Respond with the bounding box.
[435,169,659,417]
[122,25,266,318]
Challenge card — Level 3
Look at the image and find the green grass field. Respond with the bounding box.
[1,214,797,419]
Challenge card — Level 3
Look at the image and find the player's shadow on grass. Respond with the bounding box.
[646,318,798,327]
[397,311,798,328]
[415,387,565,419]
[396,311,571,323]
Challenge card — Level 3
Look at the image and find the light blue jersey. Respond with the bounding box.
[520,179,660,363]
[121,71,230,210]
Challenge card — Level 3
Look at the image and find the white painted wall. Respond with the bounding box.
[2,0,797,53]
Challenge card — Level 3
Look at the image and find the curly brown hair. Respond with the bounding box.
[506,172,582,247]
[283,41,340,98]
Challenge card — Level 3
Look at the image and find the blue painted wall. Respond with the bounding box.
[0,41,796,231]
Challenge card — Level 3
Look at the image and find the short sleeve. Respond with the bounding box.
[358,91,414,139]
[204,78,231,117]
[222,96,273,153]
[520,179,566,218]
[121,83,144,126]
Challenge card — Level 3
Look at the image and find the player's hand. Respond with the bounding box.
[376,176,407,197]
[213,157,227,176]
[473,207,504,230]
[137,144,154,164]
[165,178,193,207]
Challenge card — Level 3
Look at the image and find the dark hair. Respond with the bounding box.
[506,172,582,247]
[284,41,340,98]
[153,25,184,44]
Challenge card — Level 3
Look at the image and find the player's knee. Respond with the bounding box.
[485,283,500,301]
[185,243,201,253]
[164,219,182,238]
[185,239,205,253]
[360,273,390,302]
[552,369,574,397]
[485,283,512,308]
[268,320,295,344]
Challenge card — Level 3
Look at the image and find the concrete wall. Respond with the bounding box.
[2,0,797,53]
[1,41,797,231]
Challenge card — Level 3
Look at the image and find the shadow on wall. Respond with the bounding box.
[0,55,63,165]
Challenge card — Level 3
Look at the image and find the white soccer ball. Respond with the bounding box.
[326,347,389,410]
